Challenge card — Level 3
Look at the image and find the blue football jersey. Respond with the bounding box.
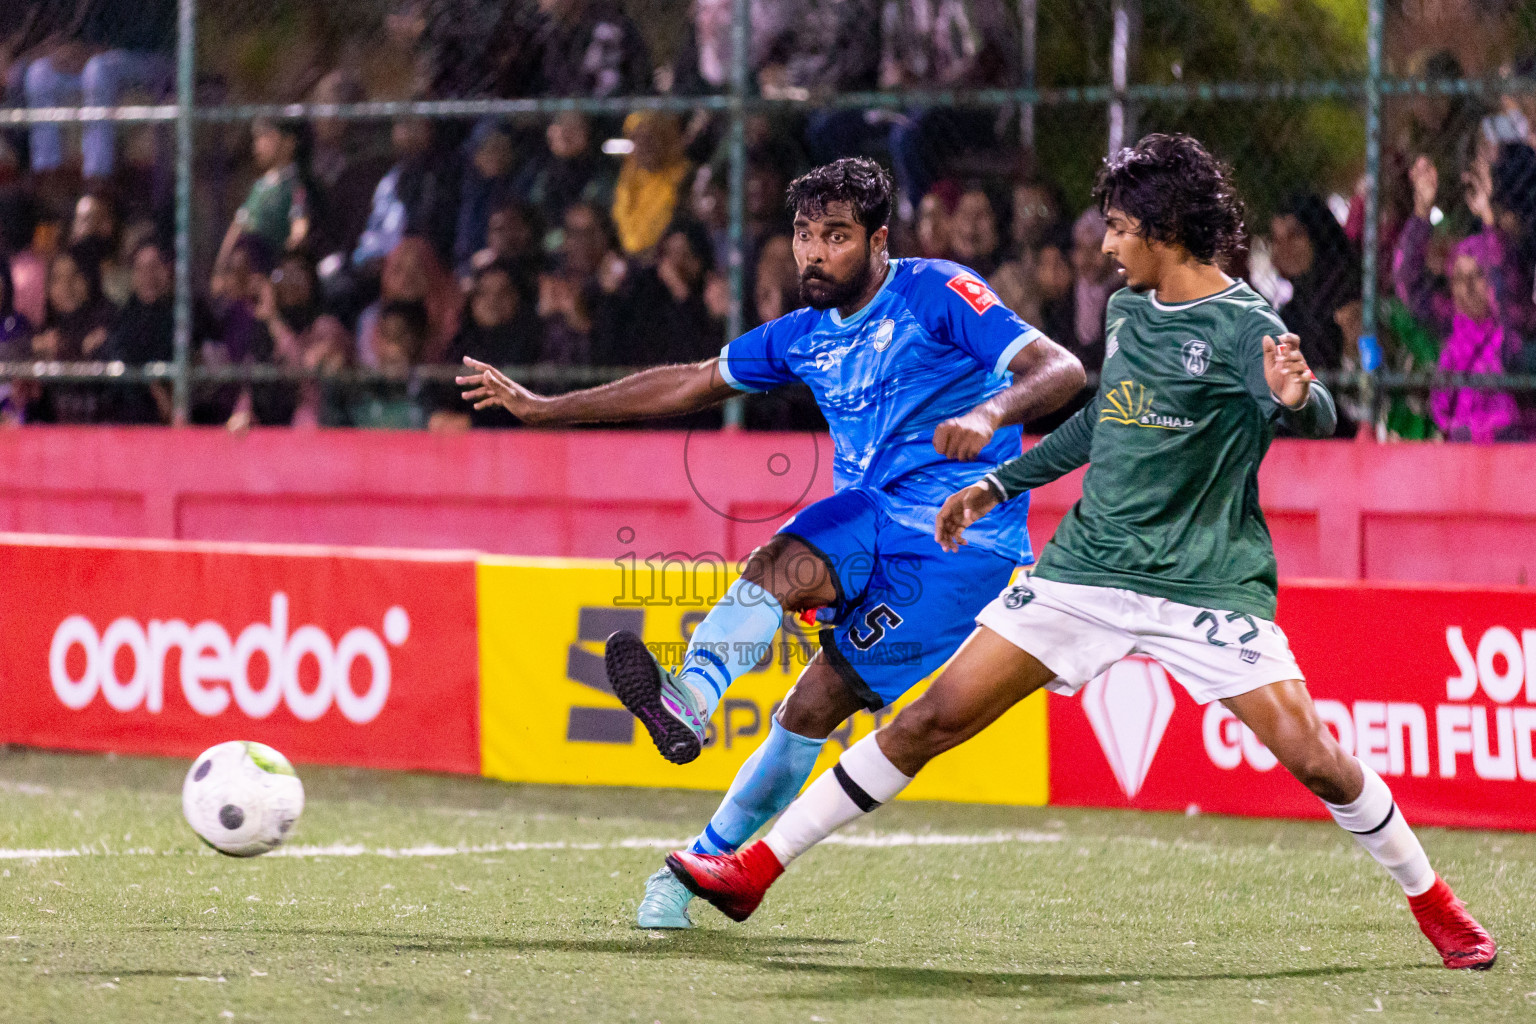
[719,258,1040,563]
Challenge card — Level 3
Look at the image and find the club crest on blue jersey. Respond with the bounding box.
[871,318,896,351]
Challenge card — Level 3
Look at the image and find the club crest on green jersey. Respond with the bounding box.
[1099,380,1196,430]
[1181,338,1210,376]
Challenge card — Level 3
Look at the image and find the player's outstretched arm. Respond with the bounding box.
[984,398,1097,500]
[456,356,740,425]
[1258,333,1337,438]
[935,397,1097,552]
[932,336,1086,460]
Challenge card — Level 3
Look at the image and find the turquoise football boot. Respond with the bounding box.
[636,865,695,929]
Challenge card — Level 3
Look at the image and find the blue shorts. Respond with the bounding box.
[778,487,1020,709]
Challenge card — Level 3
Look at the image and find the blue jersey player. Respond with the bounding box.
[458,158,1085,928]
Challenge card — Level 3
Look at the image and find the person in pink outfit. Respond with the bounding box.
[1394,155,1523,442]
[1431,233,1519,442]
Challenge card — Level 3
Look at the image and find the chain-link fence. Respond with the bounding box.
[1,0,1534,438]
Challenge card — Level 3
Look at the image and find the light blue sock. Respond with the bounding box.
[675,576,786,718]
[690,719,827,854]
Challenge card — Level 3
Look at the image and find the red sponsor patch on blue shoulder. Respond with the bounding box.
[946,272,1000,315]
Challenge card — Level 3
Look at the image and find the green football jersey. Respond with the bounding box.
[987,280,1336,619]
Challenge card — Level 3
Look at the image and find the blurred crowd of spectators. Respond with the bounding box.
[0,2,1533,440]
[1369,52,1536,442]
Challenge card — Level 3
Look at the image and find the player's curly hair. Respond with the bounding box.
[1092,133,1246,264]
[786,157,895,236]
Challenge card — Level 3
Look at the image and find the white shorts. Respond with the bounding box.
[975,575,1304,705]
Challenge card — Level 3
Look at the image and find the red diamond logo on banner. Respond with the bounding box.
[1081,655,1175,799]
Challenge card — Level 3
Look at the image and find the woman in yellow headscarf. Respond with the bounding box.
[611,112,691,255]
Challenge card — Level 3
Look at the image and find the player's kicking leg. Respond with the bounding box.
[1223,681,1496,970]
[673,580,1498,970]
[636,656,863,928]
[605,532,838,765]
[640,492,1019,926]
[667,626,1055,920]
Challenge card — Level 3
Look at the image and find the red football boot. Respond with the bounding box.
[665,841,785,922]
[1408,875,1497,970]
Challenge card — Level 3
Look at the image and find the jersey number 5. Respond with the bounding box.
[848,604,904,650]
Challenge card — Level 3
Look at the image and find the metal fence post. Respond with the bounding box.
[171,0,196,425]
[721,0,751,429]
[1359,0,1385,430]
[1108,0,1133,153]
[1020,0,1037,151]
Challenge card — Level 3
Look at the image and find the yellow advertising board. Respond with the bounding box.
[477,556,1048,806]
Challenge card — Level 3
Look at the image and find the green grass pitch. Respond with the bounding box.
[1,748,1531,1023]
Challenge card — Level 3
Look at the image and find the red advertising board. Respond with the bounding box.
[0,534,480,774]
[1048,581,1536,830]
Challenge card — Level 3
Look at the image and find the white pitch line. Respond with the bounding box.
[0,830,1062,862]
[0,848,82,860]
[827,830,1061,848]
[272,840,633,858]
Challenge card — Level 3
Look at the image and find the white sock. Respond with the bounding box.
[763,734,912,866]
[1324,758,1435,897]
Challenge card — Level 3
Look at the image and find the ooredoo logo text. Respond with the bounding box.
[48,593,411,724]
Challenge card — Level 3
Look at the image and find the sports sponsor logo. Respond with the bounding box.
[0,539,480,774]
[478,559,1049,806]
[812,341,857,372]
[1104,318,1124,363]
[946,272,1001,315]
[1049,583,1536,829]
[1181,339,1210,376]
[1202,624,1536,781]
[1083,655,1175,798]
[48,594,409,724]
[1098,380,1196,430]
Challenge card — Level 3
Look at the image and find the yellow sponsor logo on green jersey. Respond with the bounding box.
[1099,380,1196,430]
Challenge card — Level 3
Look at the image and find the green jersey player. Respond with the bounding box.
[667,133,1496,971]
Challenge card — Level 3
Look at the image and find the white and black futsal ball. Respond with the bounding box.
[182,741,305,857]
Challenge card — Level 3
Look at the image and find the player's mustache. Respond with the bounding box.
[800,270,833,284]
